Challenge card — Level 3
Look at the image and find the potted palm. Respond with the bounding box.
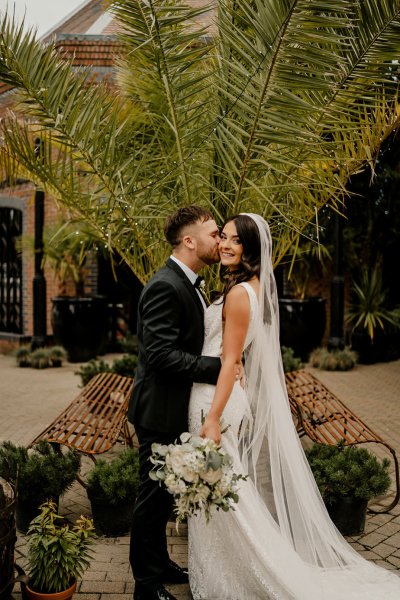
[86,447,140,536]
[279,235,331,361]
[16,500,94,600]
[306,442,391,535]
[44,221,109,363]
[0,441,80,533]
[346,266,400,364]
[18,220,108,362]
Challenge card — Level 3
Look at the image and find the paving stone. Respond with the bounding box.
[374,522,400,538]
[382,532,400,549]
[97,595,131,600]
[372,559,398,570]
[125,582,134,594]
[82,571,107,582]
[356,550,381,560]
[387,556,400,568]
[356,531,387,548]
[106,572,133,582]
[80,581,125,593]
[372,542,397,559]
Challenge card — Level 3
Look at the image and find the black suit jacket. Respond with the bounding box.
[128,258,221,433]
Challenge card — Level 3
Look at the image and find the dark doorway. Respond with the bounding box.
[0,207,23,333]
[97,253,143,349]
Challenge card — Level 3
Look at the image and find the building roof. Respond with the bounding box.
[0,0,216,100]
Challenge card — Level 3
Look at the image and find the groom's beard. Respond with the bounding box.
[199,247,220,266]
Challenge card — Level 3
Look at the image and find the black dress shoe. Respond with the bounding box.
[163,559,189,584]
[133,583,177,600]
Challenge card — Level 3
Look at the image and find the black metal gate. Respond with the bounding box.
[0,207,23,333]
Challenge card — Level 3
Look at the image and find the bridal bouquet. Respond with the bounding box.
[150,432,246,524]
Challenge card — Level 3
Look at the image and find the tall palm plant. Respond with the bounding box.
[1,1,400,283]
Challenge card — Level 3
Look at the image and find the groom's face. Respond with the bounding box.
[189,218,220,265]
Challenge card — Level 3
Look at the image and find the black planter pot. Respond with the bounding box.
[51,296,108,363]
[89,496,133,536]
[326,496,368,536]
[0,481,16,599]
[16,497,59,534]
[279,297,326,361]
[351,329,400,365]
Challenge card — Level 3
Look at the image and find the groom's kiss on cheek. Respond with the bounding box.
[186,218,220,265]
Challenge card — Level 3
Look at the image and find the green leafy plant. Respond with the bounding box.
[2,4,400,282]
[309,347,357,371]
[306,442,391,504]
[48,346,67,367]
[0,441,80,503]
[75,359,111,387]
[29,348,51,369]
[111,354,138,378]
[281,346,303,373]
[26,500,94,593]
[15,346,31,367]
[17,220,102,297]
[75,355,137,386]
[86,448,140,505]
[346,266,400,341]
[283,236,332,300]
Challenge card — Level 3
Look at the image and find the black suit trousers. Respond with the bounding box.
[130,424,180,589]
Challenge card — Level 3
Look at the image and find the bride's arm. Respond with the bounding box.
[200,285,250,443]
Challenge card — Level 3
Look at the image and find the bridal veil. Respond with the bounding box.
[237,213,400,596]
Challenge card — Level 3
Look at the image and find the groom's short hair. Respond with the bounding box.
[164,205,213,248]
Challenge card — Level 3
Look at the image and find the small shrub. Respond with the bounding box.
[75,359,111,387]
[281,346,303,373]
[86,447,140,505]
[111,354,137,378]
[75,354,137,386]
[15,345,32,367]
[306,442,391,503]
[48,346,67,367]
[30,348,51,369]
[0,440,81,503]
[309,346,357,371]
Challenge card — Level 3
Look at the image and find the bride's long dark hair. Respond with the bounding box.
[220,214,261,299]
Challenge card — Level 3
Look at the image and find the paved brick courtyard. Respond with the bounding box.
[1,353,400,599]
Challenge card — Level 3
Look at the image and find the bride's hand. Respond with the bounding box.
[200,416,221,444]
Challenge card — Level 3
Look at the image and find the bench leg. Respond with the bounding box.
[368,446,400,514]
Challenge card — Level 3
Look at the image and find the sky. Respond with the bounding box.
[0,0,86,37]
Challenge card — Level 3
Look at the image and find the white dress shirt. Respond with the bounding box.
[170,255,207,310]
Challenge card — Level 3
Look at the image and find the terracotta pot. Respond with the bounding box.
[22,580,77,600]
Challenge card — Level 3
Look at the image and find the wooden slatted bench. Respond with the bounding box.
[31,372,135,458]
[285,369,400,513]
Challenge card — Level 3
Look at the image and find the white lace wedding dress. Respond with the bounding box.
[188,282,400,600]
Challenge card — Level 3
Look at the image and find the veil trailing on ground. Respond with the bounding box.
[237,213,400,596]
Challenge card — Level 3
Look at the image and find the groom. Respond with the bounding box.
[129,205,223,600]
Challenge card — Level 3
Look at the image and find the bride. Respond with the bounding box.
[188,213,400,600]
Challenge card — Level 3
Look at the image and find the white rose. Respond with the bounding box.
[166,446,186,475]
[181,466,198,483]
[200,467,222,485]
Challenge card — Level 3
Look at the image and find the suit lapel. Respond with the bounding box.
[166,258,205,317]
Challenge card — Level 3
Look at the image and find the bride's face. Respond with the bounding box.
[219,220,243,270]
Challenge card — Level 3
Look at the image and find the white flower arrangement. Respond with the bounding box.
[150,432,246,524]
